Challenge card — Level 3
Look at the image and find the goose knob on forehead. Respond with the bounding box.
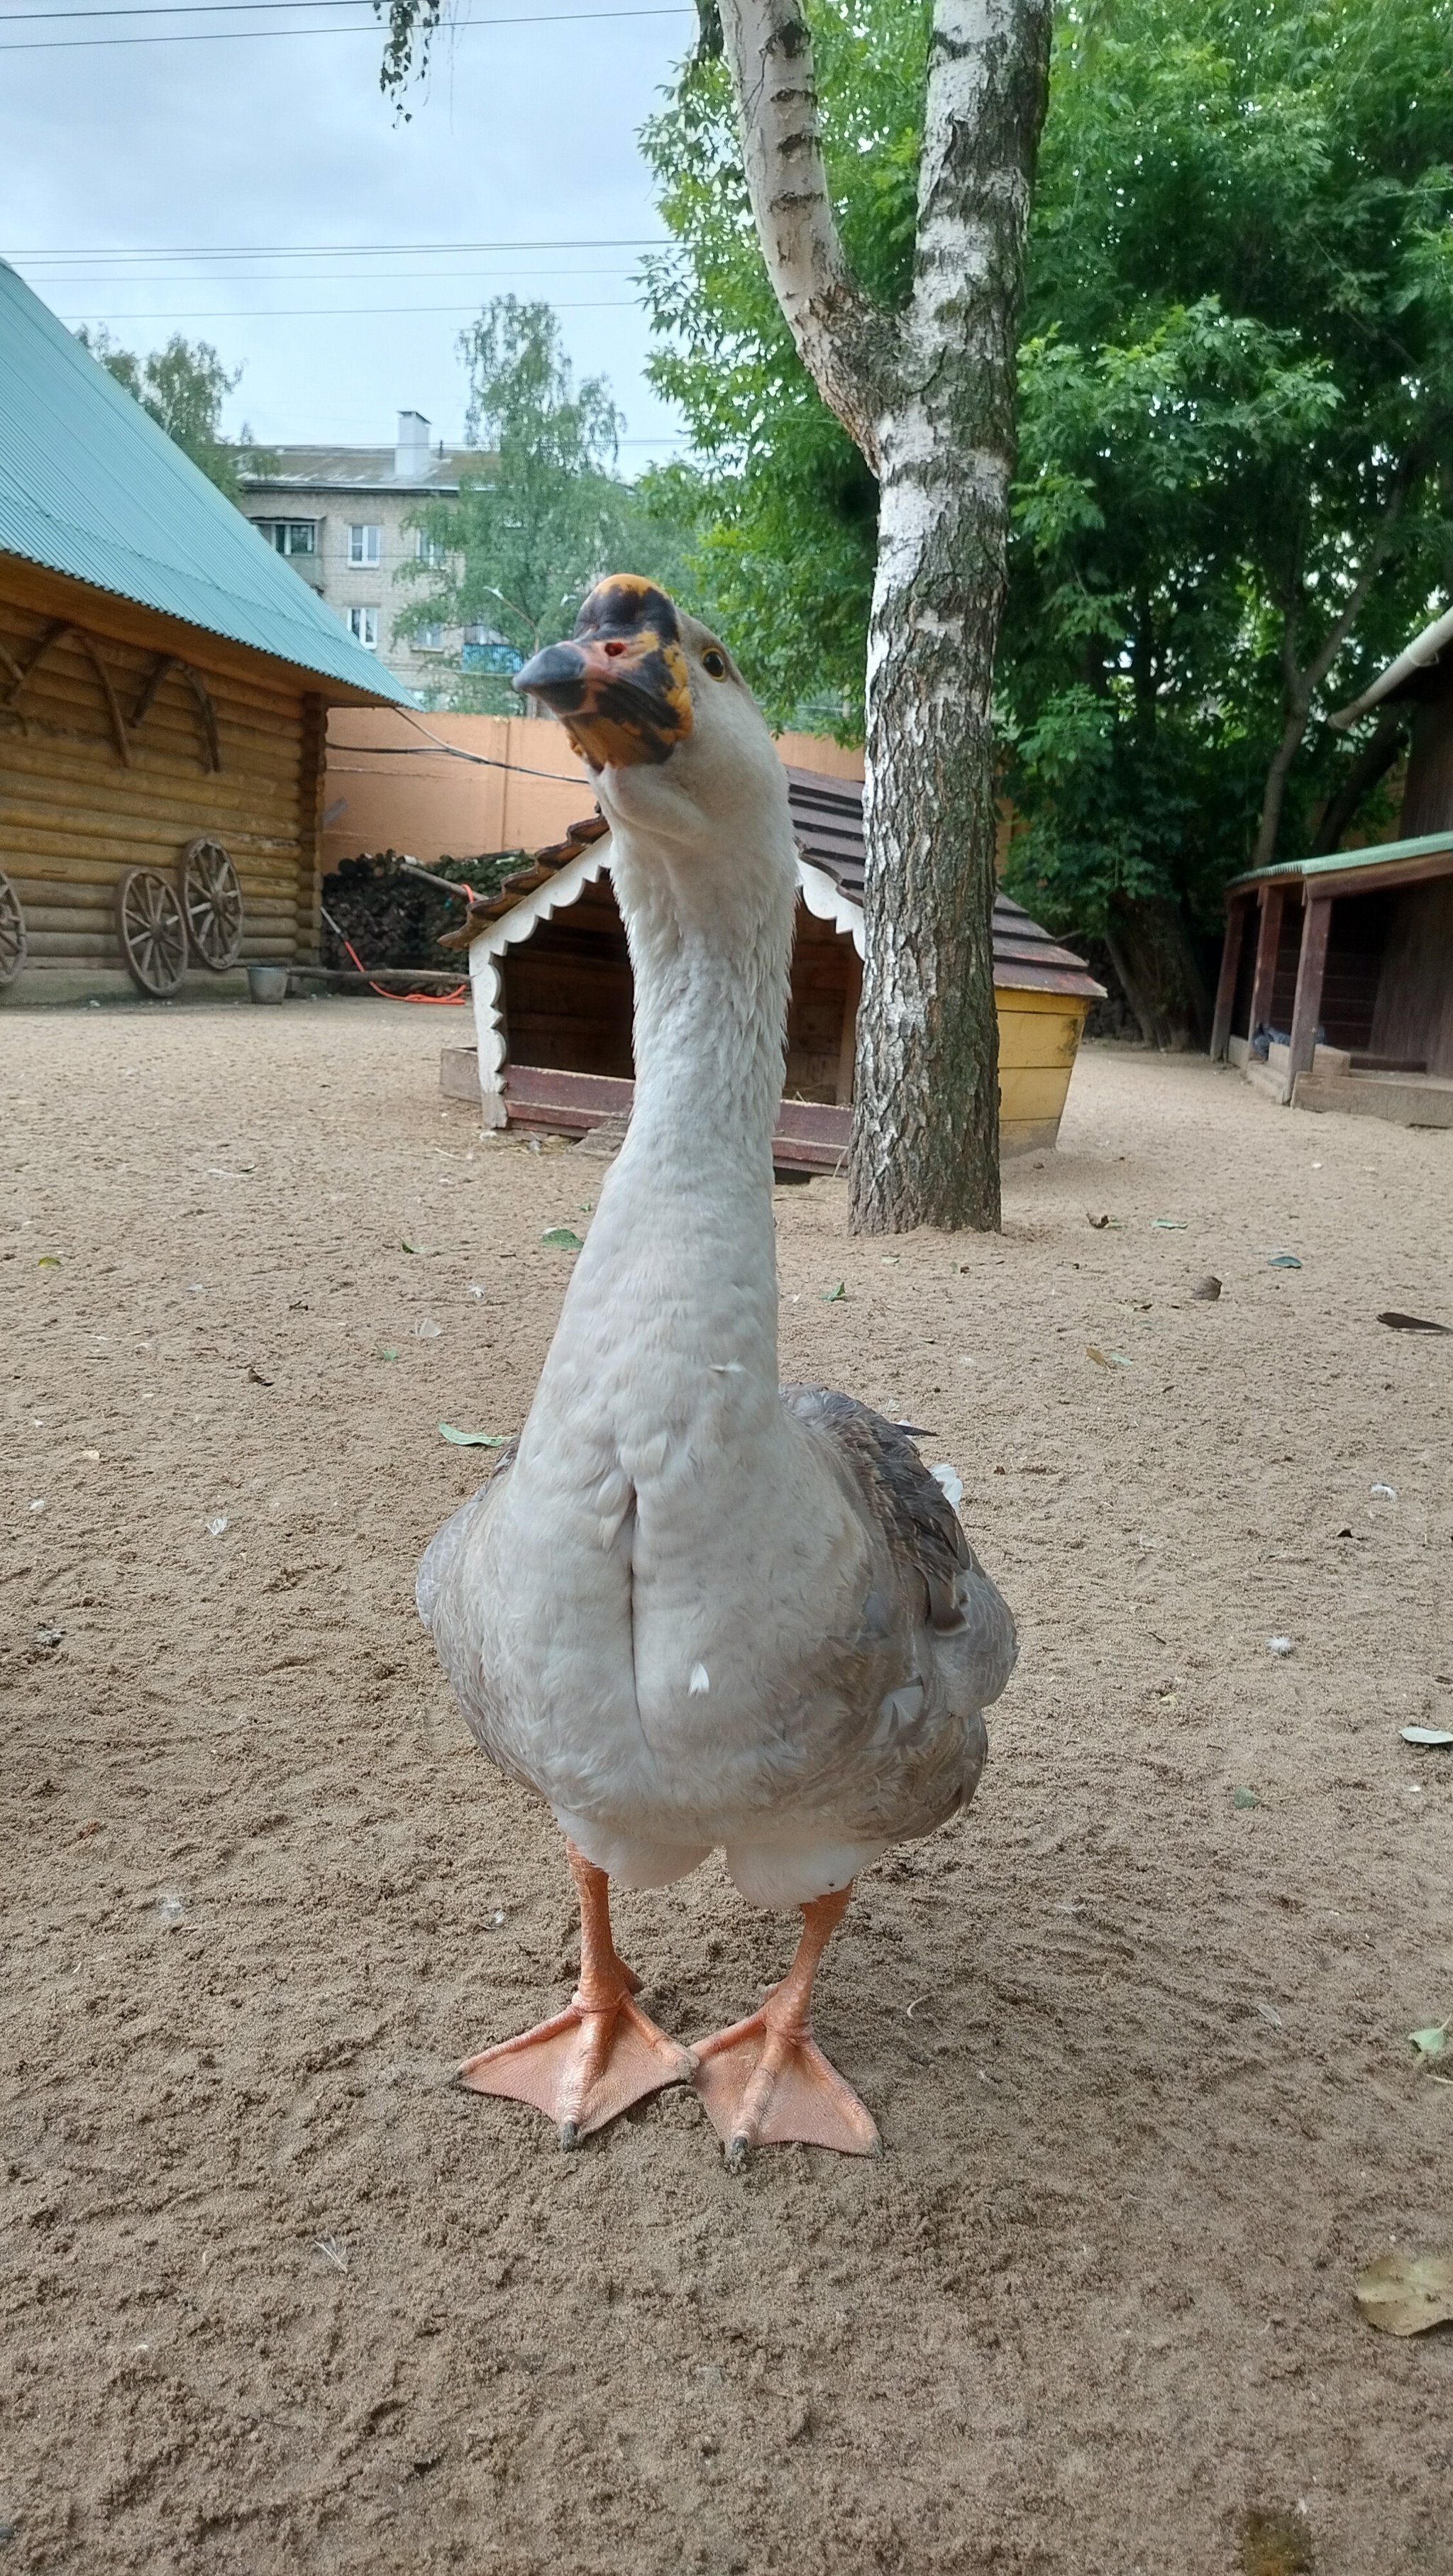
[416,575,1017,2165]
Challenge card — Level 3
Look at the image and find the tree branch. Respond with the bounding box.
[717,0,893,464]
[1251,434,1440,869]
[1310,703,1408,854]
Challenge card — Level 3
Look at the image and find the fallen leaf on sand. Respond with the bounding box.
[1238,2504,1314,2576]
[822,1281,846,1303]
[438,1423,512,1447]
[1401,1725,1453,1747]
[541,1227,585,1250]
[1267,1252,1303,1269]
[1409,2024,1448,2058]
[1354,2248,1453,2336]
[37,1254,61,1268]
[1151,1217,1188,1229]
[1086,1345,1109,1364]
[1378,1310,1451,1334]
[1232,1786,1261,1811]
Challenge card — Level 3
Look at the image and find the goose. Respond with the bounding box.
[417,576,1017,2162]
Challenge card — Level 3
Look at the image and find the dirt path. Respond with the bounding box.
[3,1005,1451,2576]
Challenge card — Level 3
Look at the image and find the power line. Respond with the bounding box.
[10,236,670,261]
[58,298,641,316]
[0,0,685,45]
[18,266,643,287]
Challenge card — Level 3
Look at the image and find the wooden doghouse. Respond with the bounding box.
[441,769,1103,1171]
[0,262,409,1004]
[1210,607,1453,1126]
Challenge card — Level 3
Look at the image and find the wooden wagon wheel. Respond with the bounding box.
[0,868,26,989]
[115,867,187,997]
[179,835,244,971]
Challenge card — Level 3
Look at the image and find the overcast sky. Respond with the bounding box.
[1,0,695,463]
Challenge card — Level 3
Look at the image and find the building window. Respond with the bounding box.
[461,630,523,674]
[416,621,445,651]
[348,524,382,566]
[255,519,316,556]
[346,605,379,651]
[415,531,446,568]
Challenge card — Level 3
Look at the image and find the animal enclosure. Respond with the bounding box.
[441,771,1103,1170]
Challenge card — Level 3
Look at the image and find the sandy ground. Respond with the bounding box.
[3,1002,1452,2576]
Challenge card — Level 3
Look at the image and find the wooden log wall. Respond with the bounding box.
[0,591,319,970]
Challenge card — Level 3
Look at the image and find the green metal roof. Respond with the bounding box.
[1227,826,1453,894]
[0,263,412,703]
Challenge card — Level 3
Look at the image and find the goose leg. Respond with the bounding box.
[691,1886,880,2167]
[458,1840,694,2147]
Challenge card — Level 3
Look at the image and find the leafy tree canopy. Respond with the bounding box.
[399,297,686,710]
[76,328,272,503]
[642,0,1453,1024]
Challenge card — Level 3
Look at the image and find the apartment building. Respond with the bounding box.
[240,411,497,700]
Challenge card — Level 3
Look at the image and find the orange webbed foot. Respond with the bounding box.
[690,1885,880,2167]
[692,2007,880,2167]
[458,1841,693,2148]
[459,1986,694,2148]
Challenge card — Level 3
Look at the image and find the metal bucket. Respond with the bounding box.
[247,964,289,1005]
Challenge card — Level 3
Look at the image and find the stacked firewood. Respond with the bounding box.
[319,850,525,971]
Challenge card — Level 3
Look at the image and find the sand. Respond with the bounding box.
[3,1002,1451,2576]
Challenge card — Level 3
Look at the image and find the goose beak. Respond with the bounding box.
[514,575,693,769]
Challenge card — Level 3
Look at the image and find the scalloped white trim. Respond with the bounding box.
[465,838,863,1115]
[796,856,864,956]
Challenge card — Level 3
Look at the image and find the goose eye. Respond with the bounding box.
[700,648,727,680]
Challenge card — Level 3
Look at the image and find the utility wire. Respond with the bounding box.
[0,0,685,44]
[10,236,670,260]
[57,298,640,316]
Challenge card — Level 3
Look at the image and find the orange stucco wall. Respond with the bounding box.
[322,710,864,870]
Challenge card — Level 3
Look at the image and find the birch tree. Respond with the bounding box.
[377,0,1049,1227]
[710,0,1051,1232]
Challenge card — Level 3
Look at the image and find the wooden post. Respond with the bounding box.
[1247,884,1285,1046]
[1210,895,1249,1061]
[1286,895,1332,1104]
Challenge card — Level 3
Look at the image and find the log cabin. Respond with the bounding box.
[439,769,1104,1173]
[0,262,411,1005]
[1210,606,1453,1128]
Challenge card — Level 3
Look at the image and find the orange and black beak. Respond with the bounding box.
[512,575,693,769]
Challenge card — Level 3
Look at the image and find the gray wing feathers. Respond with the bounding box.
[780,1384,1017,1712]
[415,1438,518,1632]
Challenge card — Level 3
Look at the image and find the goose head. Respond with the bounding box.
[512,576,790,862]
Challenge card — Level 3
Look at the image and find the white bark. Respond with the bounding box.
[715,0,888,462]
[717,0,1051,1229]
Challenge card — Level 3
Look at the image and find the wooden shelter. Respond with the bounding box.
[440,770,1103,1172]
[1210,608,1453,1127]
[0,263,410,1004]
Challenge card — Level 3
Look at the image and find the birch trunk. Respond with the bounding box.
[717,0,1051,1232]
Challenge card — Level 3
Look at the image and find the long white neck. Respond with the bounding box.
[612,816,795,1197]
[531,796,799,1425]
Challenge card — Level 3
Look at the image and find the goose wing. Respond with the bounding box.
[780,1385,1017,1712]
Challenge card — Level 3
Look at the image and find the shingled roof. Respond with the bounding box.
[783,768,1103,999]
[446,761,1104,1000]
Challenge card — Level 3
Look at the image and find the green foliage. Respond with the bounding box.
[399,298,688,712]
[639,1,928,735]
[642,0,1453,942]
[76,328,274,502]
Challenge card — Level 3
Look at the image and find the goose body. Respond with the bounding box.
[417,576,1016,2155]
